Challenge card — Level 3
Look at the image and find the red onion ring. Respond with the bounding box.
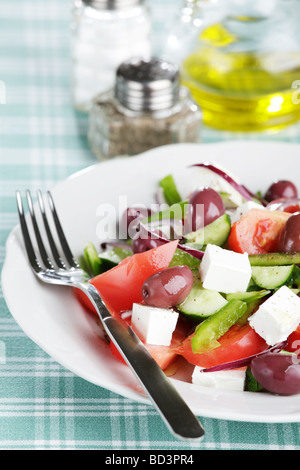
[191,163,253,202]
[139,221,204,260]
[201,340,288,373]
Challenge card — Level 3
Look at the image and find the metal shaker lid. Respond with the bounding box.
[83,0,142,10]
[115,57,180,112]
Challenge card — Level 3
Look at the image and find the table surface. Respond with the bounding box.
[1,0,300,451]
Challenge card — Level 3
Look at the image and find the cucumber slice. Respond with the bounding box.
[251,265,294,289]
[290,265,300,288]
[177,278,228,321]
[245,367,264,392]
[83,242,132,276]
[184,214,231,248]
[158,174,182,206]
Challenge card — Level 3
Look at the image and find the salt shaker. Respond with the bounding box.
[71,0,151,111]
[88,56,202,160]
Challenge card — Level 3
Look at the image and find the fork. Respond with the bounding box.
[16,189,205,441]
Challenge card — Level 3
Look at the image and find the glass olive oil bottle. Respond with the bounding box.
[168,1,300,132]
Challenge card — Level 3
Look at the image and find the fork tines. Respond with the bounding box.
[16,190,79,273]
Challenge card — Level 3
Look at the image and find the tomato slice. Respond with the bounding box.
[175,323,267,368]
[76,241,181,369]
[145,318,193,370]
[267,198,300,214]
[286,326,300,356]
[283,204,300,214]
[92,295,191,371]
[76,240,178,315]
[228,209,290,254]
[108,318,191,370]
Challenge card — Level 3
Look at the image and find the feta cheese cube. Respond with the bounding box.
[230,202,264,224]
[249,286,300,345]
[199,244,252,294]
[192,366,246,391]
[131,303,179,346]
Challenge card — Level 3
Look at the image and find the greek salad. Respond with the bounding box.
[76,162,300,396]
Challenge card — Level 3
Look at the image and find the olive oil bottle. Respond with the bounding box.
[181,22,300,132]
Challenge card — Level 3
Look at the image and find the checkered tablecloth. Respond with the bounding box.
[1,0,300,451]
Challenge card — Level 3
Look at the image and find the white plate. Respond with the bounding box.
[2,141,300,423]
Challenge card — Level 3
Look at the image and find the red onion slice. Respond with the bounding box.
[177,243,205,260]
[241,185,268,207]
[201,341,288,373]
[139,221,204,260]
[192,163,253,202]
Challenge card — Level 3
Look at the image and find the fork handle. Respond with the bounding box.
[81,282,205,441]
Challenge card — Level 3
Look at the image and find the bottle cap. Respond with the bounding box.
[83,0,142,9]
[115,57,180,112]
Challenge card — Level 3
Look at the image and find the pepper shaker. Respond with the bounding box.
[88,56,202,160]
[71,0,151,111]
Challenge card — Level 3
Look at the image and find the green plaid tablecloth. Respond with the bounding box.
[1,0,300,451]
